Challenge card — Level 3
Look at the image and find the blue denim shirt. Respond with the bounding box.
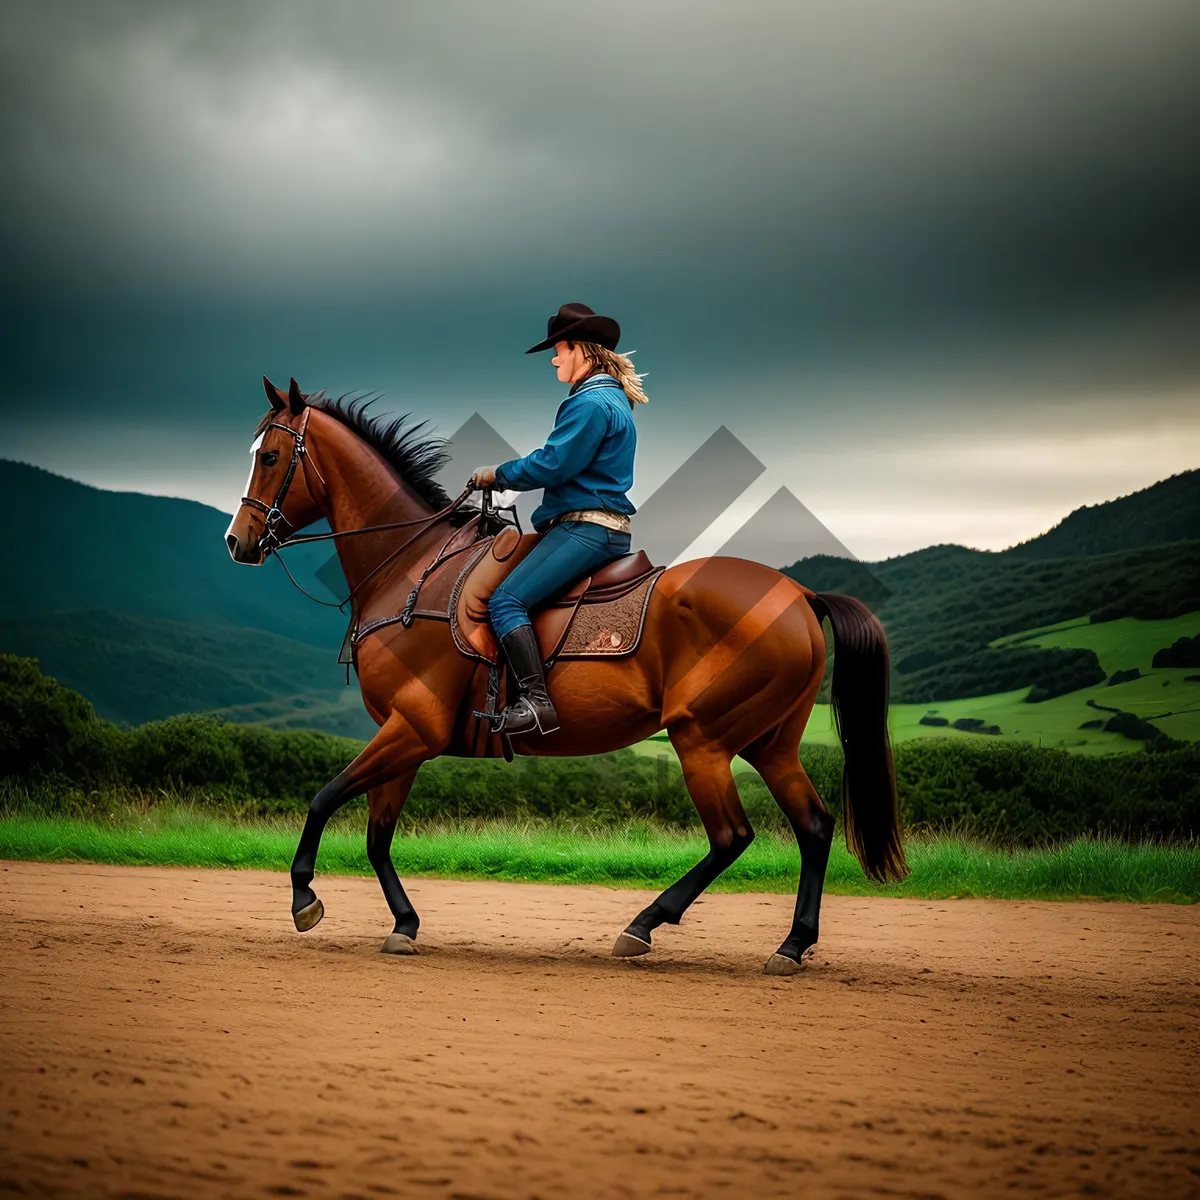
[493,373,637,533]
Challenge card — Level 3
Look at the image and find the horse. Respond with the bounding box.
[224,377,907,974]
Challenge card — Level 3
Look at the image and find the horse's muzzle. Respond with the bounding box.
[225,531,265,565]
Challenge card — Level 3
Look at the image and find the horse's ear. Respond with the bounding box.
[288,377,306,415]
[263,375,286,412]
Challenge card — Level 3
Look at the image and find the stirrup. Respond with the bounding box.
[496,691,560,736]
[477,686,560,736]
[472,660,504,726]
[471,669,559,735]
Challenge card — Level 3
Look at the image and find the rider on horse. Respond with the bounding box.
[470,303,648,737]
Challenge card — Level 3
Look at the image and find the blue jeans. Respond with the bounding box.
[488,520,633,640]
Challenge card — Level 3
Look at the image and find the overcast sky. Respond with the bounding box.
[2,0,1197,561]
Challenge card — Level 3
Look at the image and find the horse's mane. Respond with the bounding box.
[260,392,474,526]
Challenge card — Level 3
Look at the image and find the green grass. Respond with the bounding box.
[2,810,1196,903]
[990,611,1200,672]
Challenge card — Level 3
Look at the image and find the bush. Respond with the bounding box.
[2,654,1198,844]
[0,654,118,781]
[1101,710,1183,752]
[895,646,1106,705]
[894,739,1200,842]
[1153,634,1200,668]
[1107,668,1142,685]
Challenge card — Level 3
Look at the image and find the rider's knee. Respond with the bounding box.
[487,585,522,616]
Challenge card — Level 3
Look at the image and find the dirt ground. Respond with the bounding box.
[0,862,1197,1200]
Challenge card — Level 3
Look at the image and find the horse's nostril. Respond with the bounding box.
[226,532,240,559]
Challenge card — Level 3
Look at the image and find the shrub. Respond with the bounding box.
[1101,710,1183,752]
[3,655,1198,844]
[894,739,1200,841]
[1152,634,1200,668]
[0,654,118,781]
[1107,668,1142,685]
[895,646,1106,705]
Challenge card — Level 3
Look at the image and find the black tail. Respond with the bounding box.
[810,591,907,883]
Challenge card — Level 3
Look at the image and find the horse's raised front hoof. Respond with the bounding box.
[381,933,419,955]
[612,930,653,959]
[764,945,816,976]
[293,897,324,933]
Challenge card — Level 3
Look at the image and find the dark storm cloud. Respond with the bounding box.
[3,0,1198,323]
[1,0,1198,560]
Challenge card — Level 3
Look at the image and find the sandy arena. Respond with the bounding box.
[0,860,1196,1199]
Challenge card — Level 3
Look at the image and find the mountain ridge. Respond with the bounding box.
[2,458,346,648]
[4,456,1197,728]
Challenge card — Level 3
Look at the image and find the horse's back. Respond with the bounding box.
[641,555,824,725]
[652,555,817,615]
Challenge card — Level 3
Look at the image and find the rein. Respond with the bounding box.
[242,408,480,613]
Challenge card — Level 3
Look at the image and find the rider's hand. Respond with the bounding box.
[470,465,498,489]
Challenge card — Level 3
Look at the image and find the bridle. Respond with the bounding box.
[238,405,483,612]
[240,407,327,558]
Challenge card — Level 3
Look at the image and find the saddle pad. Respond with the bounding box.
[555,569,663,658]
[450,532,665,666]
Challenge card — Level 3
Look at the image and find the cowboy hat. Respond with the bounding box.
[525,302,620,354]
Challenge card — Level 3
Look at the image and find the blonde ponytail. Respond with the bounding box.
[574,342,649,405]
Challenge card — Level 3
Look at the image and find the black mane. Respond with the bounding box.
[265,392,474,525]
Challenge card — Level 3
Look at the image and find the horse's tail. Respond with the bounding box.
[809,591,907,883]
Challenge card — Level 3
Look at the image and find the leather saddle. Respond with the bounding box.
[451,526,660,666]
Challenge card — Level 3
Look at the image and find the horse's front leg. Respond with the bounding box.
[290,712,424,931]
[365,770,422,955]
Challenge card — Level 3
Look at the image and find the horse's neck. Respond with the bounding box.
[312,417,442,604]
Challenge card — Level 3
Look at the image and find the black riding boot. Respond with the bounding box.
[496,624,560,736]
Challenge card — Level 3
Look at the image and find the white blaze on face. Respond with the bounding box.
[224,431,265,543]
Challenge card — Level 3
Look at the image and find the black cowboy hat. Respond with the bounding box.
[525,302,620,354]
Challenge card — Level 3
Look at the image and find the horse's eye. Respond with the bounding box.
[262,451,280,467]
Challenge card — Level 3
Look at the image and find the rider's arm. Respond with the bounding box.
[493,397,607,491]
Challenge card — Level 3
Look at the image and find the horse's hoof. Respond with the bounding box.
[764,945,815,976]
[612,931,652,959]
[381,933,419,955]
[293,898,324,932]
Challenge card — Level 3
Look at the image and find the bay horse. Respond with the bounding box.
[225,377,906,974]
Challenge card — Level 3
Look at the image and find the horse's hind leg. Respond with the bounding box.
[613,732,752,959]
[366,770,422,955]
[741,727,834,976]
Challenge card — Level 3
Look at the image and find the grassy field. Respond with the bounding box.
[991,613,1200,744]
[990,611,1199,669]
[629,612,1200,765]
[2,809,1196,903]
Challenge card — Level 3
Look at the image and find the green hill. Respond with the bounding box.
[782,467,1200,706]
[1004,467,1200,560]
[875,539,1200,702]
[0,610,376,739]
[0,460,369,736]
[1,459,346,647]
[3,456,1197,742]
